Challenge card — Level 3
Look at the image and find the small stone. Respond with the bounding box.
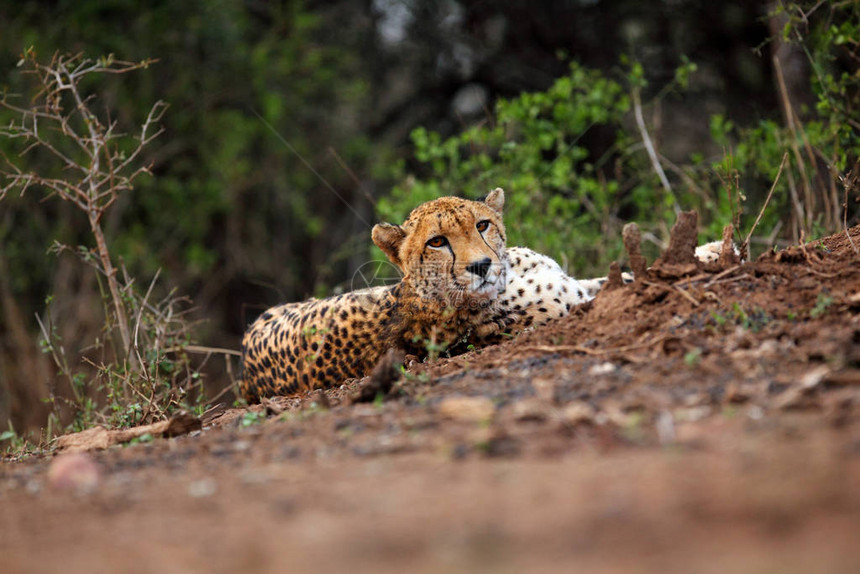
[511,399,548,422]
[188,478,217,498]
[674,406,712,422]
[599,403,633,427]
[588,362,616,376]
[301,390,330,411]
[560,402,596,426]
[746,405,765,420]
[531,378,557,403]
[801,366,831,390]
[47,452,100,493]
[438,396,495,423]
[683,392,712,407]
[655,411,675,445]
[724,383,751,404]
[164,410,203,437]
[757,339,780,356]
[774,386,820,411]
[262,397,286,415]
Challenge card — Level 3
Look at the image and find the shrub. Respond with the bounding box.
[0,51,204,435]
[378,59,702,277]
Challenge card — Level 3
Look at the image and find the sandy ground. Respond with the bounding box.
[2,221,859,573]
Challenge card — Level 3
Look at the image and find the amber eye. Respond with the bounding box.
[476,220,490,232]
[426,236,448,248]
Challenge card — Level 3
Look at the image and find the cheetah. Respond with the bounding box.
[240,188,593,401]
[241,189,731,401]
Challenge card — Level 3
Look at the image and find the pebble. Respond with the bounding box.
[511,399,548,422]
[589,362,617,376]
[47,452,101,493]
[560,402,596,426]
[188,478,217,498]
[437,396,495,422]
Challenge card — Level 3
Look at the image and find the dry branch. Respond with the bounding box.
[0,51,208,431]
[743,152,789,257]
[1,52,166,369]
[632,88,678,215]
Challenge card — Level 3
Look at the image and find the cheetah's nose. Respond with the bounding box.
[466,257,492,279]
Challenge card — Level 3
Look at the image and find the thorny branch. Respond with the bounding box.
[0,51,165,369]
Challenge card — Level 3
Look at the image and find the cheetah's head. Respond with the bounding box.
[372,188,509,305]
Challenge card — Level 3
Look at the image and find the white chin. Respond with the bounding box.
[470,282,498,299]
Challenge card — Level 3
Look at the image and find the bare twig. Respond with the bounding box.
[785,160,804,242]
[327,146,376,207]
[642,280,701,306]
[523,335,669,357]
[706,273,751,288]
[0,51,204,429]
[774,57,814,235]
[133,268,162,386]
[704,266,744,287]
[165,345,243,357]
[632,89,678,215]
[743,152,789,255]
[1,53,166,370]
[842,164,860,255]
[657,152,711,203]
[672,285,701,307]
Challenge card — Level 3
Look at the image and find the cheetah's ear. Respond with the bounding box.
[372,223,407,267]
[485,187,505,215]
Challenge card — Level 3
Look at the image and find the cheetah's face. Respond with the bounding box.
[372,188,509,305]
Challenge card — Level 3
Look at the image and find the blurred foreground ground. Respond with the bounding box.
[2,225,859,573]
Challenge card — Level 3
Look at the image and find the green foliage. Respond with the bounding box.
[380,60,705,275]
[810,292,834,318]
[709,303,771,333]
[35,240,204,433]
[1,52,205,435]
[127,432,154,446]
[0,0,374,312]
[381,62,624,275]
[381,1,858,274]
[240,410,267,427]
[683,347,703,367]
[704,1,860,242]
[0,422,41,458]
[414,324,452,362]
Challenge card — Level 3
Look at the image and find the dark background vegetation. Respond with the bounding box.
[1,0,857,437]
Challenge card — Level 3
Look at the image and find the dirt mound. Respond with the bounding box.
[414,222,859,438]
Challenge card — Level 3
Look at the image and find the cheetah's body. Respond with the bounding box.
[240,189,593,401]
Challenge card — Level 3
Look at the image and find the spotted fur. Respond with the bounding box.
[500,247,591,328]
[240,188,594,401]
[240,189,737,400]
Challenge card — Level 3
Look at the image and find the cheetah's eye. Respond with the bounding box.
[476,220,490,233]
[426,236,448,248]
